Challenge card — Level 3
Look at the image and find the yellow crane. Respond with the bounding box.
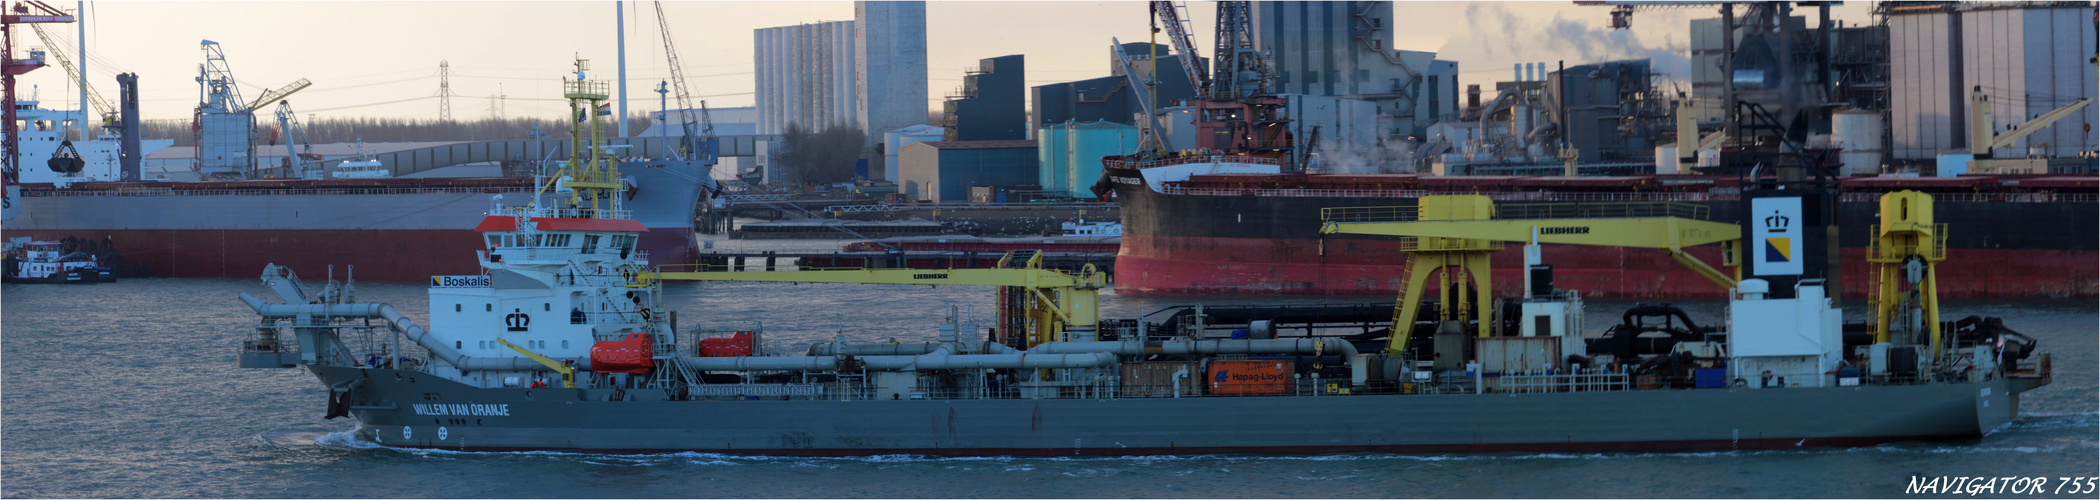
[1867,190,1947,361]
[1320,195,1741,353]
[638,251,1106,348]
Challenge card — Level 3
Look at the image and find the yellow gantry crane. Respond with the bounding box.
[1321,195,1741,353]
[1867,190,1947,361]
[638,252,1106,348]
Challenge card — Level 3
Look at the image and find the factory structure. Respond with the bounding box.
[737,0,2094,199]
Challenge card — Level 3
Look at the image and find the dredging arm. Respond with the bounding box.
[642,255,1106,347]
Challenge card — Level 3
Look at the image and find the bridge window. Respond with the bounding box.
[581,235,600,254]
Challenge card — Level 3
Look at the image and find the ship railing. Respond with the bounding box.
[489,206,634,220]
[24,186,537,197]
[1168,187,1430,198]
[1837,192,2099,203]
[1320,205,1419,222]
[1486,372,1633,393]
[1103,155,1283,170]
[1494,201,1711,221]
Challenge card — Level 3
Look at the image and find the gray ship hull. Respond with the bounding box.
[316,365,2027,455]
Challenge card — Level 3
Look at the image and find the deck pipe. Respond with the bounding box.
[676,350,1115,372]
[1029,338,1359,359]
[239,293,588,371]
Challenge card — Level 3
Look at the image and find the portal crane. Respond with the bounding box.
[2,1,76,183]
[652,1,716,166]
[1320,196,1741,352]
[641,252,1105,348]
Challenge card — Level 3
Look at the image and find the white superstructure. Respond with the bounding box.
[11,100,174,187]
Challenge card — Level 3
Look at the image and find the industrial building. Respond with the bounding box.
[1038,120,1139,197]
[855,0,929,178]
[1250,0,1461,139]
[942,54,1027,141]
[1550,59,1671,165]
[1031,43,1203,132]
[896,140,1038,203]
[1885,2,2096,161]
[754,20,857,135]
[882,124,944,183]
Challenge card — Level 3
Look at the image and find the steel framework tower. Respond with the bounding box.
[438,60,452,121]
[1211,1,1267,97]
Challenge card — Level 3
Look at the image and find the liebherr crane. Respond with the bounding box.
[1321,196,1741,351]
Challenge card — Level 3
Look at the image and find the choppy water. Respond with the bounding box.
[4,239,2095,498]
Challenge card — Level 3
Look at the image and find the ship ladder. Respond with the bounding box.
[1383,257,1417,354]
[668,356,702,397]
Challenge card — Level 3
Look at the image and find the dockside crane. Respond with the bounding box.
[27,23,113,136]
[651,0,716,166]
[1149,1,1209,95]
[1,0,76,183]
[1968,86,2092,160]
[273,100,320,179]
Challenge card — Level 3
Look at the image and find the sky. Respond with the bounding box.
[11,0,1874,126]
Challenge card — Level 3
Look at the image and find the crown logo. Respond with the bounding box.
[1764,210,1790,233]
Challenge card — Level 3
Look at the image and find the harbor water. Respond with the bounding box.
[3,238,2094,498]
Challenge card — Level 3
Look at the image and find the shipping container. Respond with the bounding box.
[1207,359,1294,395]
[1119,361,1201,397]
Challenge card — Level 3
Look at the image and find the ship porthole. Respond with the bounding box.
[394,373,403,381]
[524,391,533,400]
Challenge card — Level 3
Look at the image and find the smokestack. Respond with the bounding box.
[1513,63,1523,84]
[117,73,140,181]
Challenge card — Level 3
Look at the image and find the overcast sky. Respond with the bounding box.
[13,0,1872,125]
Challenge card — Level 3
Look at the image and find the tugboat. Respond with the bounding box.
[234,62,2050,456]
[2,238,111,284]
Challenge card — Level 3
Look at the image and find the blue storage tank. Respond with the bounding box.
[1038,122,1070,193]
[1065,120,1139,198]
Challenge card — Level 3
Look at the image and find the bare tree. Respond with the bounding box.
[775,122,865,186]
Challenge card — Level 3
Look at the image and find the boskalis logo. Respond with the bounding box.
[1762,210,1792,263]
[430,275,490,288]
[504,308,531,331]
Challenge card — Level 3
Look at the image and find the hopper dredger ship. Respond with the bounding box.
[235,75,2051,455]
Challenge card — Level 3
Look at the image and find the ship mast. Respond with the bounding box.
[532,57,625,220]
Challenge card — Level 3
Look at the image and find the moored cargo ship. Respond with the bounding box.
[3,159,709,281]
[1103,159,2097,298]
